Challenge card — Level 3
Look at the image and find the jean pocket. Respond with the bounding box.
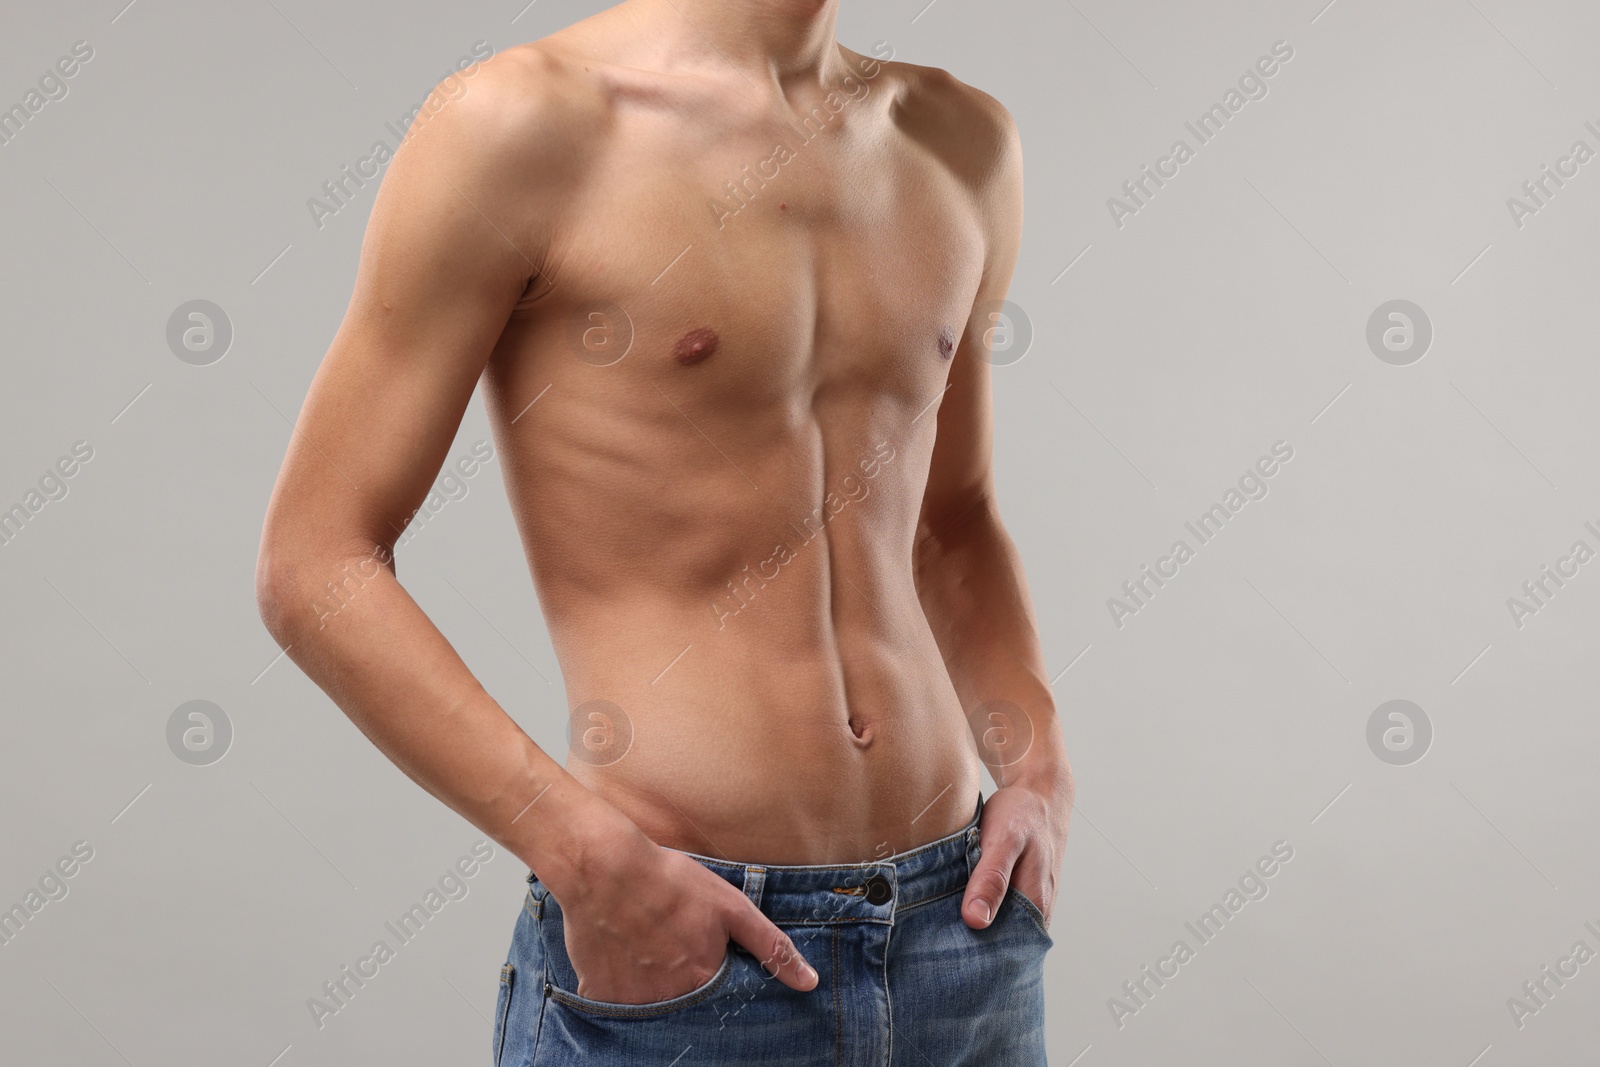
[1004,887,1054,949]
[537,884,739,1020]
[493,963,515,1065]
[546,946,736,1019]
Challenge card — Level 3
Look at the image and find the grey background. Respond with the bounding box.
[1,0,1596,1064]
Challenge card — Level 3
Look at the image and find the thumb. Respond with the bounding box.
[963,826,1021,930]
[726,899,819,993]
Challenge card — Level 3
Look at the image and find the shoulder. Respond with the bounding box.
[392,39,613,189]
[864,54,1020,195]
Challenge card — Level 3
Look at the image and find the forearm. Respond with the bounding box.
[915,496,1070,795]
[256,539,638,898]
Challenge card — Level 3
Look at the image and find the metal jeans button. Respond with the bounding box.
[864,874,893,905]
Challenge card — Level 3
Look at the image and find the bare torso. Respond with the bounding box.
[475,17,999,862]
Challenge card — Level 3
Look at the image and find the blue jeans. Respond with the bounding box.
[493,794,1051,1065]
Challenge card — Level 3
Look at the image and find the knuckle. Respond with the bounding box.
[766,930,796,969]
[975,865,1010,896]
[980,829,1024,862]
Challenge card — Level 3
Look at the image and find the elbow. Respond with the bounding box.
[256,526,395,642]
[254,541,303,645]
[914,490,1005,592]
[255,522,331,645]
[915,488,996,557]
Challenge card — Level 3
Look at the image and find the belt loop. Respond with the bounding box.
[965,793,984,874]
[742,865,766,909]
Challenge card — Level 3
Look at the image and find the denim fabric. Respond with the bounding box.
[493,795,1051,1066]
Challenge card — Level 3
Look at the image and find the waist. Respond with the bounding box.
[568,704,983,864]
[662,793,984,925]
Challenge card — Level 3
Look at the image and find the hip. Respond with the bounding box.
[493,794,1052,1067]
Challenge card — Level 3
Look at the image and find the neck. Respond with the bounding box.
[636,0,844,82]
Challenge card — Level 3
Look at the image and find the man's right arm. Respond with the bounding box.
[254,57,614,894]
[254,54,817,1003]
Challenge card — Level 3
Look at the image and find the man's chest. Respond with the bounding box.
[516,116,987,414]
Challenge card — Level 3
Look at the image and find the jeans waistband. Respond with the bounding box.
[664,793,984,927]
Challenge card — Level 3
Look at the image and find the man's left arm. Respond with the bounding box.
[914,95,1073,931]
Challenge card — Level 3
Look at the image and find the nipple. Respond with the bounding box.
[673,327,719,366]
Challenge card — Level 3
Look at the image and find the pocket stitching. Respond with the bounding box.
[493,963,515,1066]
[1006,887,1053,943]
[546,948,735,1019]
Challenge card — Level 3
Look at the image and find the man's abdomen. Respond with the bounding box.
[549,568,984,865]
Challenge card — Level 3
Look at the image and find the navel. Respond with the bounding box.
[848,716,874,746]
[673,326,719,366]
[937,324,957,360]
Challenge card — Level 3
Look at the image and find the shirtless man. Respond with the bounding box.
[256,0,1071,1062]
